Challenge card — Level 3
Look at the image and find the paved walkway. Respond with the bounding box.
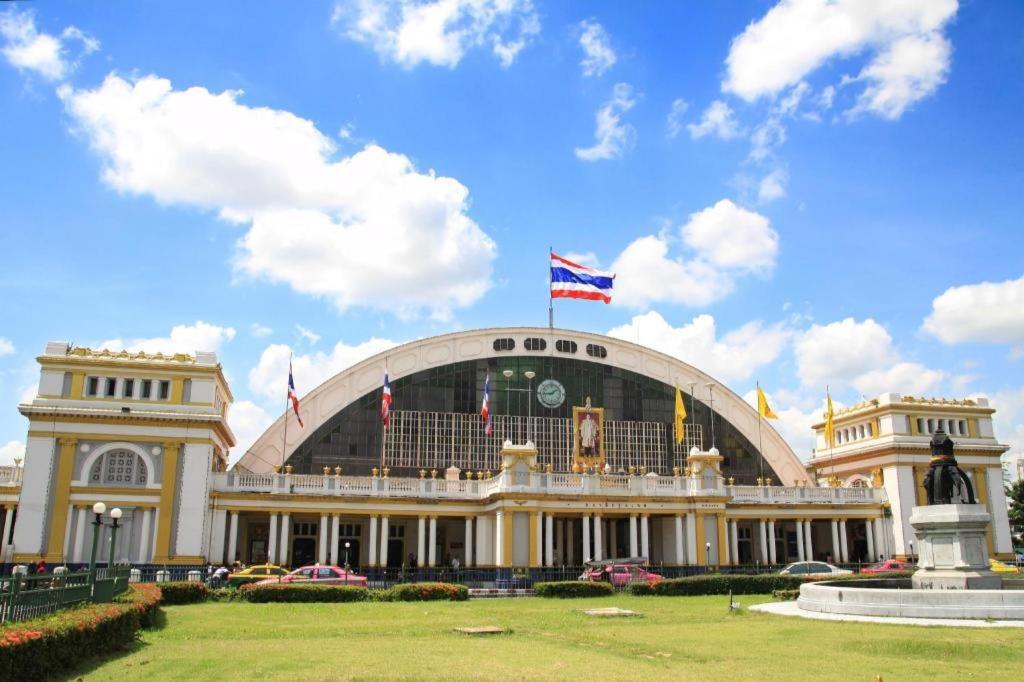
[751,600,1024,628]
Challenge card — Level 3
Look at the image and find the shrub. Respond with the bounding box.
[628,582,655,596]
[208,587,244,602]
[240,584,369,603]
[649,574,806,596]
[0,585,162,679]
[382,582,469,602]
[772,589,800,601]
[159,581,209,605]
[533,581,614,598]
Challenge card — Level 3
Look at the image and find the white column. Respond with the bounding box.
[209,509,227,565]
[674,515,685,565]
[494,511,504,566]
[628,515,639,557]
[428,517,437,567]
[464,516,474,567]
[795,520,805,562]
[640,515,650,559]
[839,519,849,563]
[729,520,739,565]
[804,519,814,561]
[582,515,592,563]
[873,517,885,559]
[536,512,544,566]
[865,518,875,562]
[555,518,565,565]
[475,515,487,566]
[686,512,697,565]
[379,516,390,567]
[767,519,777,564]
[330,515,340,565]
[0,508,9,563]
[758,520,768,564]
[73,507,88,563]
[593,515,603,561]
[318,514,329,565]
[830,519,840,562]
[368,516,379,567]
[226,511,239,565]
[417,516,426,567]
[279,513,291,567]
[544,514,554,567]
[268,513,279,564]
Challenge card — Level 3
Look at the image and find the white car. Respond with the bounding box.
[779,561,852,577]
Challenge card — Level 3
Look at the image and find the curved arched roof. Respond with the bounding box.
[236,327,807,484]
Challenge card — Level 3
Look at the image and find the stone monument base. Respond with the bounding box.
[909,504,1001,590]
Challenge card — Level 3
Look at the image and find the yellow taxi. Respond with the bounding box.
[990,559,1020,574]
[227,564,289,587]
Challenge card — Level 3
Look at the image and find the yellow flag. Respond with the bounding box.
[674,384,687,444]
[757,386,778,419]
[824,391,836,448]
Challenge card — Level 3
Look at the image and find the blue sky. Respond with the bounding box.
[1,1,1023,466]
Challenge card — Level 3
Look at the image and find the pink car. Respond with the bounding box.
[255,564,368,587]
[581,562,662,587]
[859,559,914,575]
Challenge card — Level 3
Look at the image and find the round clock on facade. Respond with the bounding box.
[536,378,566,409]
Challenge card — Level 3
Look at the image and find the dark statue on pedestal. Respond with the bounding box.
[922,425,975,505]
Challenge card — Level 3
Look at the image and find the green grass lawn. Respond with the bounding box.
[71,595,1022,681]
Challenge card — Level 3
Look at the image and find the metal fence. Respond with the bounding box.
[0,566,131,624]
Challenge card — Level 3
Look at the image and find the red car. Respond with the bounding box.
[255,564,368,587]
[581,561,662,587]
[859,559,914,575]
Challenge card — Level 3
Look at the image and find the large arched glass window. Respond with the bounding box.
[89,449,148,486]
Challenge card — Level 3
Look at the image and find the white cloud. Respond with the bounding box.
[250,323,274,338]
[578,19,616,77]
[249,338,399,403]
[228,400,274,467]
[687,100,739,140]
[296,325,321,345]
[795,317,897,388]
[681,199,778,273]
[575,83,637,162]
[757,168,788,203]
[852,361,944,397]
[610,199,777,309]
[61,74,497,318]
[610,234,734,309]
[0,440,24,467]
[665,97,688,139]
[986,387,1024,461]
[0,9,98,82]
[923,274,1024,350]
[0,338,14,356]
[743,389,827,461]
[608,311,790,384]
[100,321,237,355]
[332,0,539,69]
[723,0,957,120]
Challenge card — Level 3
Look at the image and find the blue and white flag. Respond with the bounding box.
[550,252,615,303]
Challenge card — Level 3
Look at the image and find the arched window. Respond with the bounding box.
[88,449,148,486]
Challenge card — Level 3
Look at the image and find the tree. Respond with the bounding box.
[1007,479,1024,540]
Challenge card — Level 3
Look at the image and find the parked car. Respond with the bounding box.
[227,564,289,588]
[779,561,852,578]
[990,559,1020,574]
[254,564,368,587]
[859,559,915,575]
[580,560,662,587]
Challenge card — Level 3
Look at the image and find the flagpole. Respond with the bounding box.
[827,385,834,482]
[281,353,291,470]
[381,360,388,473]
[757,381,765,485]
[548,246,554,329]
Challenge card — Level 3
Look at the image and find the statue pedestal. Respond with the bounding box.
[909,504,1001,590]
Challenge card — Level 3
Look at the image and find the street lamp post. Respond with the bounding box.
[705,541,712,568]
[502,369,514,441]
[524,370,536,443]
[88,502,106,573]
[344,541,351,570]
[705,383,717,450]
[107,508,122,568]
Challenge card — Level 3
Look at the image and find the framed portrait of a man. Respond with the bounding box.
[573,397,605,470]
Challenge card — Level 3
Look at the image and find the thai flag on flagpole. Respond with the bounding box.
[481,372,492,436]
[550,252,615,303]
[287,359,303,427]
[381,369,392,429]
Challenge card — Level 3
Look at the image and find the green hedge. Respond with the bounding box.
[534,581,614,598]
[382,582,468,602]
[772,589,800,601]
[633,574,807,596]
[241,584,369,603]
[159,581,209,605]
[0,584,161,679]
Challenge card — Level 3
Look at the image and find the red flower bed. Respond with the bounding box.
[0,584,162,679]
